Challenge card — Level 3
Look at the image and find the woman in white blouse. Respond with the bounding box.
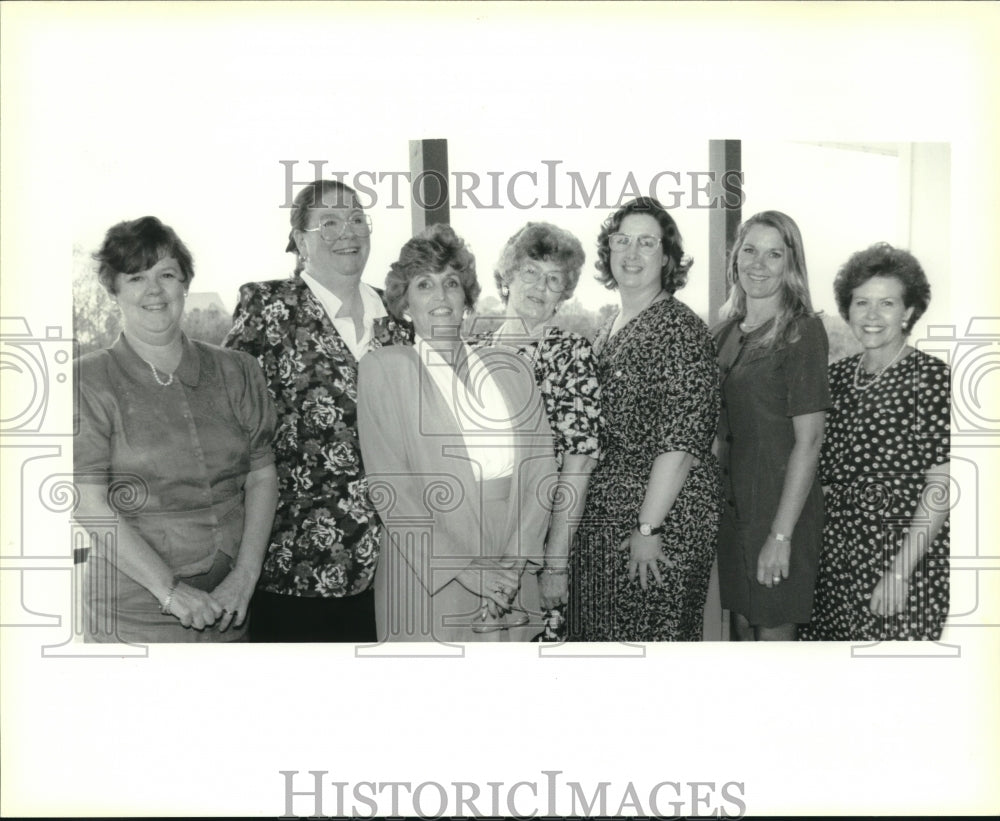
[358,224,557,642]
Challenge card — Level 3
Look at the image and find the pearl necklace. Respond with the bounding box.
[142,358,174,387]
[853,341,908,391]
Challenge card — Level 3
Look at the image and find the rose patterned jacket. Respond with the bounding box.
[223,276,410,597]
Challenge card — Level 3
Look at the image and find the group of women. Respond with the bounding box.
[73,178,951,645]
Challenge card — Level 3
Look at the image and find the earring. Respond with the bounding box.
[500,284,510,299]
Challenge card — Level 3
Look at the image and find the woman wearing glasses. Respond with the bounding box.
[470,222,602,640]
[225,179,409,641]
[571,197,720,642]
[714,211,830,641]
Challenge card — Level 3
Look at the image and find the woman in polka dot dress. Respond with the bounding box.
[802,243,950,641]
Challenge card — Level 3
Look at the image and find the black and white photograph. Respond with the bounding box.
[1,1,998,817]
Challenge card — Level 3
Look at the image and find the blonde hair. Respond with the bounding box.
[719,210,815,349]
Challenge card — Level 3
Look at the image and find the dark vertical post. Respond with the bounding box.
[708,139,742,323]
[704,140,742,641]
[409,139,450,234]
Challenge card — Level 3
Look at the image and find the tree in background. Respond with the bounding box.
[468,294,616,342]
[72,243,234,355]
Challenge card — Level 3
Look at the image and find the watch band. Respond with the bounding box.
[637,519,666,536]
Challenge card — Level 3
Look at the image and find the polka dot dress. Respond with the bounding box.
[801,349,951,641]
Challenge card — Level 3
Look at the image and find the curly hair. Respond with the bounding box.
[833,242,930,334]
[384,223,480,321]
[594,197,692,294]
[719,210,815,350]
[286,179,361,275]
[93,215,194,295]
[493,222,586,304]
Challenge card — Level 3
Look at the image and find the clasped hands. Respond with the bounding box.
[457,556,522,618]
[162,566,257,632]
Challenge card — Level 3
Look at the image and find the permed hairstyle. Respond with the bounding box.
[833,242,930,335]
[384,223,480,321]
[719,210,815,349]
[493,222,586,304]
[93,215,194,295]
[594,197,692,294]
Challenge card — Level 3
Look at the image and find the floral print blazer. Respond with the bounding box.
[224,276,410,597]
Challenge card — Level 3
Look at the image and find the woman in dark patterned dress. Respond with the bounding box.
[714,211,830,642]
[224,179,409,642]
[471,223,602,640]
[571,198,720,642]
[802,243,950,640]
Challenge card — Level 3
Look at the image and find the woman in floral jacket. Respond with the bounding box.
[225,179,408,641]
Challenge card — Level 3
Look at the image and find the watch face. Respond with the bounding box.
[638,523,652,536]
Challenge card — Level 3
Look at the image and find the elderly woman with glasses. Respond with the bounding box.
[224,179,410,642]
[358,223,557,642]
[571,197,721,642]
[469,222,601,640]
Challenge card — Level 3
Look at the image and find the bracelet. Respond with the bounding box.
[160,579,179,615]
[771,532,791,542]
[541,566,569,576]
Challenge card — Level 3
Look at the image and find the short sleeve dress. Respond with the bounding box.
[571,298,721,642]
[801,349,950,641]
[74,332,277,642]
[470,325,602,467]
[714,315,831,627]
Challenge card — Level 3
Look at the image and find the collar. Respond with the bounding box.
[300,273,387,321]
[112,331,201,386]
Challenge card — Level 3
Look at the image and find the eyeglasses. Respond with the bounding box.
[608,232,661,255]
[303,212,372,243]
[518,265,567,293]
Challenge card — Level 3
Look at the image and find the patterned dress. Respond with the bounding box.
[470,325,602,467]
[223,278,410,599]
[801,349,950,640]
[570,298,721,642]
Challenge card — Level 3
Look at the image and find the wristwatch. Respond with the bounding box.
[637,519,665,537]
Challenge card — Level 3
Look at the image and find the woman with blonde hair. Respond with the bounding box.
[714,210,830,641]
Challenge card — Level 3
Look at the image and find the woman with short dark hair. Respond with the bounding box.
[802,243,950,640]
[359,224,557,642]
[74,216,278,642]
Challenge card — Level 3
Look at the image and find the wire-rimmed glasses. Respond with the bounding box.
[608,232,661,255]
[517,264,567,293]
